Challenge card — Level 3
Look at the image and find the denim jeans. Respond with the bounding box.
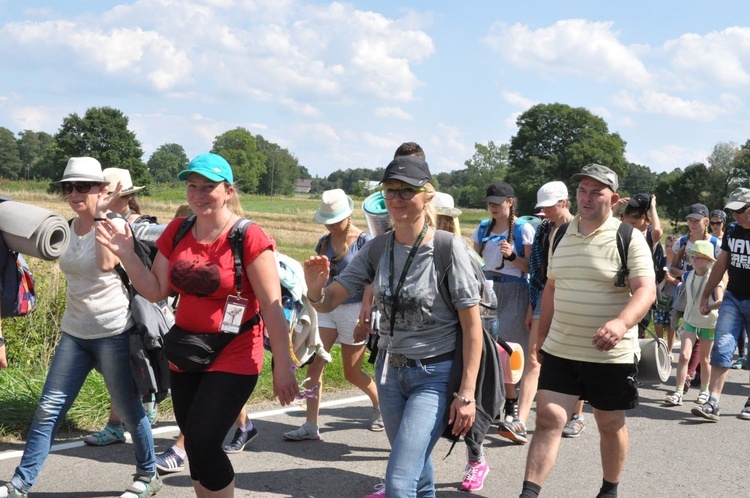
[711,291,750,368]
[11,332,155,493]
[375,353,452,498]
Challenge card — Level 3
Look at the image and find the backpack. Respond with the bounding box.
[645,227,667,285]
[552,221,635,288]
[0,237,36,318]
[477,216,540,259]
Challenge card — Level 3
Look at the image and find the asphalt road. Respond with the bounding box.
[1,367,749,497]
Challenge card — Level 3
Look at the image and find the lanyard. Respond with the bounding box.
[387,223,428,336]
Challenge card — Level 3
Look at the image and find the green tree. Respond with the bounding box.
[256,135,302,196]
[706,141,741,209]
[17,130,54,180]
[620,163,657,197]
[211,128,265,193]
[0,127,23,180]
[147,143,189,183]
[51,106,150,186]
[507,103,628,213]
[655,163,709,224]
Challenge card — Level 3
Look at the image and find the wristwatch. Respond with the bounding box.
[0,336,5,347]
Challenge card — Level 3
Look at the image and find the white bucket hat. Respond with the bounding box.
[102,168,145,196]
[535,181,568,209]
[52,157,109,184]
[433,191,462,218]
[314,189,354,225]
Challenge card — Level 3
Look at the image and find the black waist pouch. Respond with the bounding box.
[165,314,260,372]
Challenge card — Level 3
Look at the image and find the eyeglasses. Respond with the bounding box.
[382,187,426,200]
[733,205,750,215]
[61,182,98,194]
[709,221,724,226]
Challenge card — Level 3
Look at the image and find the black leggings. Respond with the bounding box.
[170,370,258,491]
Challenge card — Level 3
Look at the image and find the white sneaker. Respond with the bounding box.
[283,421,320,441]
[370,407,384,432]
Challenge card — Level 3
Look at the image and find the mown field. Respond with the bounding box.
[0,181,489,440]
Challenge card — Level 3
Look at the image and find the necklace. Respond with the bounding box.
[193,215,234,245]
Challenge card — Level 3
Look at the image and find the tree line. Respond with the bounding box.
[2,103,748,220]
[0,106,311,196]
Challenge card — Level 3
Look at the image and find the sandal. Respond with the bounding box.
[665,392,683,406]
[120,475,162,498]
[83,425,126,446]
[697,391,710,405]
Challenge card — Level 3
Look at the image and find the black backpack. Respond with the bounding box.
[646,227,667,285]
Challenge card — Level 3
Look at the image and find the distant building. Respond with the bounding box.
[294,179,313,193]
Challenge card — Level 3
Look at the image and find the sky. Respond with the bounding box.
[2,0,750,178]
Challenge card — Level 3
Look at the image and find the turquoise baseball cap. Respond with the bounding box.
[177,153,234,184]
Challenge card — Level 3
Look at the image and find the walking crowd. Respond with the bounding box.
[1,142,750,498]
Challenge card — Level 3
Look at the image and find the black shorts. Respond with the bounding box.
[538,350,639,411]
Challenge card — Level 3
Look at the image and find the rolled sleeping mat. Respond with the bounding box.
[637,338,671,383]
[362,191,392,237]
[0,201,70,261]
[496,341,525,385]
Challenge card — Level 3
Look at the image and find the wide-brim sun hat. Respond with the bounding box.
[52,157,109,184]
[689,239,716,262]
[177,153,234,184]
[433,191,462,218]
[314,189,354,225]
[381,156,432,187]
[102,167,145,196]
[535,181,568,209]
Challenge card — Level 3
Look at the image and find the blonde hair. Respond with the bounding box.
[437,214,461,237]
[423,182,437,228]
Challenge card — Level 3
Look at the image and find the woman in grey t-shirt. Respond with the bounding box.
[304,156,482,498]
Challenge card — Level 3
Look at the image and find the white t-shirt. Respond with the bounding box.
[472,221,535,278]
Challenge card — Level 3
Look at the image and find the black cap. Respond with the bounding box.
[710,209,727,222]
[686,203,709,220]
[483,182,515,204]
[628,193,651,210]
[381,156,432,187]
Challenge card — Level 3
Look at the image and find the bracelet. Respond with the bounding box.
[506,252,517,262]
[308,288,325,305]
[453,392,475,404]
[93,217,107,222]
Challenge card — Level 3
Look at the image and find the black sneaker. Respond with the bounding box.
[223,426,259,454]
[691,400,720,422]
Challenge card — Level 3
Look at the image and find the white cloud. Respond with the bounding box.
[612,89,723,121]
[644,145,709,173]
[375,106,414,121]
[279,98,322,118]
[292,122,340,143]
[484,19,651,87]
[10,106,56,131]
[501,90,535,110]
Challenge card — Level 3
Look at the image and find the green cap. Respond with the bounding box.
[572,163,619,191]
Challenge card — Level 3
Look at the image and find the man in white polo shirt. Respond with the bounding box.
[518,164,655,498]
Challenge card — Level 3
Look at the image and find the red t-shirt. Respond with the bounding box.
[157,217,274,375]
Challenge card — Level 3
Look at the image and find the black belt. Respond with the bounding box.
[388,350,454,368]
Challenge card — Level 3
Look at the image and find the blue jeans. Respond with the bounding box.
[11,332,155,493]
[375,354,452,498]
[711,291,750,368]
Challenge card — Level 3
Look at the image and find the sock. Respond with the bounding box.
[240,420,255,432]
[596,479,619,497]
[700,384,709,393]
[519,480,541,498]
[107,419,123,431]
[709,394,719,404]
[676,386,684,396]
[171,444,186,459]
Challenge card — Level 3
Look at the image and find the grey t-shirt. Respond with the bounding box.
[336,233,480,358]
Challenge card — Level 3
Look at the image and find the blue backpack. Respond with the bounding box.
[477,216,541,258]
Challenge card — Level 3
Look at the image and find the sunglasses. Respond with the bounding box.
[709,221,724,226]
[382,187,426,200]
[61,182,98,194]
[733,205,750,215]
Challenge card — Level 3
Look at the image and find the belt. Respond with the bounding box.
[489,275,528,284]
[388,350,454,368]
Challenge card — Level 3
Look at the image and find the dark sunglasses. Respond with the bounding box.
[382,187,426,201]
[709,221,724,226]
[61,182,98,194]
[733,205,750,215]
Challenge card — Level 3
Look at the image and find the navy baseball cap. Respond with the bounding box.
[381,156,432,187]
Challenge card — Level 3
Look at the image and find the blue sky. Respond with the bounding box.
[2,0,750,178]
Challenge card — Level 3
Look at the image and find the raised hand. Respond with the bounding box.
[95,218,134,259]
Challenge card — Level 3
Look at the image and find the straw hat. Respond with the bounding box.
[433,192,462,218]
[52,157,109,184]
[102,168,145,196]
[314,189,354,225]
[689,240,716,262]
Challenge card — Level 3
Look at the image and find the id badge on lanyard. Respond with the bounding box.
[221,295,249,334]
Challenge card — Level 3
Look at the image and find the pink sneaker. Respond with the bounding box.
[363,482,386,498]
[461,458,490,492]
